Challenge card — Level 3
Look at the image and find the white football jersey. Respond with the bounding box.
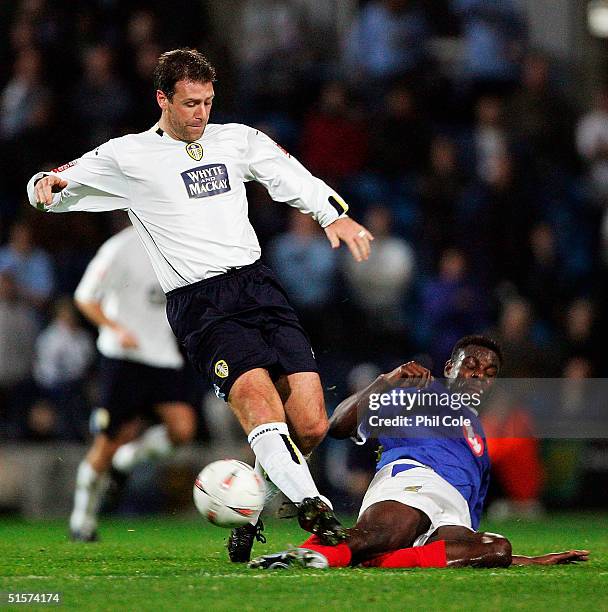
[27,123,348,292]
[74,227,184,368]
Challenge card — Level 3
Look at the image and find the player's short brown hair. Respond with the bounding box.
[154,48,216,100]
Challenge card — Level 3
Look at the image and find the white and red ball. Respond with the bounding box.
[193,460,266,528]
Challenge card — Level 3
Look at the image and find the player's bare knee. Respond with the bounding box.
[229,371,285,428]
[297,417,329,453]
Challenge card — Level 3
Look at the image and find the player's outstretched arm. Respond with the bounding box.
[324,216,374,263]
[329,361,433,439]
[27,141,130,213]
[329,375,385,439]
[511,550,590,565]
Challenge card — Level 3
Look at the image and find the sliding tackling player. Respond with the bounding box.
[250,336,589,569]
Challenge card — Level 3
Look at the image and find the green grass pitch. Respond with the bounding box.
[0,514,605,611]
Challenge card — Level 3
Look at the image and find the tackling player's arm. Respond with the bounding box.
[245,127,373,262]
[329,361,433,439]
[511,550,590,565]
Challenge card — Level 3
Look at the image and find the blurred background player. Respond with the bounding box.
[251,336,588,570]
[69,219,195,541]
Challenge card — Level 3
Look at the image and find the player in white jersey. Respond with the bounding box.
[69,223,196,541]
[29,48,373,557]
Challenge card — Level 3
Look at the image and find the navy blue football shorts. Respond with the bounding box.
[165,260,318,400]
[90,357,188,438]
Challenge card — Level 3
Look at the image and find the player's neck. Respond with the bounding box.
[157,117,186,143]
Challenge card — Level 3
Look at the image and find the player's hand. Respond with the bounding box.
[515,550,590,565]
[384,361,433,390]
[115,326,139,349]
[324,217,374,262]
[531,550,590,565]
[34,175,68,207]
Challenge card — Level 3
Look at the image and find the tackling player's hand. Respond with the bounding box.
[384,361,433,390]
[516,550,590,565]
[324,217,374,262]
[34,175,68,207]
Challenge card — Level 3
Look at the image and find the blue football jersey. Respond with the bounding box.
[357,380,490,530]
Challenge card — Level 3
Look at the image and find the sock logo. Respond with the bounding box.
[214,359,229,378]
[248,426,280,443]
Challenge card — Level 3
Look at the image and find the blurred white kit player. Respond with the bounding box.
[69,225,195,541]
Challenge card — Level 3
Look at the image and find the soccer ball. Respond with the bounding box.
[193,460,266,528]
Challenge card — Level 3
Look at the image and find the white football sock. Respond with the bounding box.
[247,422,320,504]
[248,458,280,525]
[112,425,173,473]
[256,457,280,504]
[69,460,110,537]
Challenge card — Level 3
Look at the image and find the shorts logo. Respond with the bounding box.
[89,407,110,434]
[214,359,229,378]
[181,164,231,199]
[185,142,203,161]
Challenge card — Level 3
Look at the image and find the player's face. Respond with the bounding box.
[444,345,500,396]
[157,79,214,142]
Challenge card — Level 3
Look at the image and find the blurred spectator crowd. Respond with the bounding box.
[1,0,607,511]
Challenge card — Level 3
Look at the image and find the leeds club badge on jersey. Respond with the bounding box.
[186,142,203,161]
[214,359,229,379]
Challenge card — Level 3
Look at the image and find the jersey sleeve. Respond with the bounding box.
[27,141,130,213]
[74,237,119,303]
[244,127,349,228]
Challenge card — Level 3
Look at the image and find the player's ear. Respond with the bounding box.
[156,90,168,110]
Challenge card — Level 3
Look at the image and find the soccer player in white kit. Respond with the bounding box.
[70,222,196,541]
[28,48,373,558]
